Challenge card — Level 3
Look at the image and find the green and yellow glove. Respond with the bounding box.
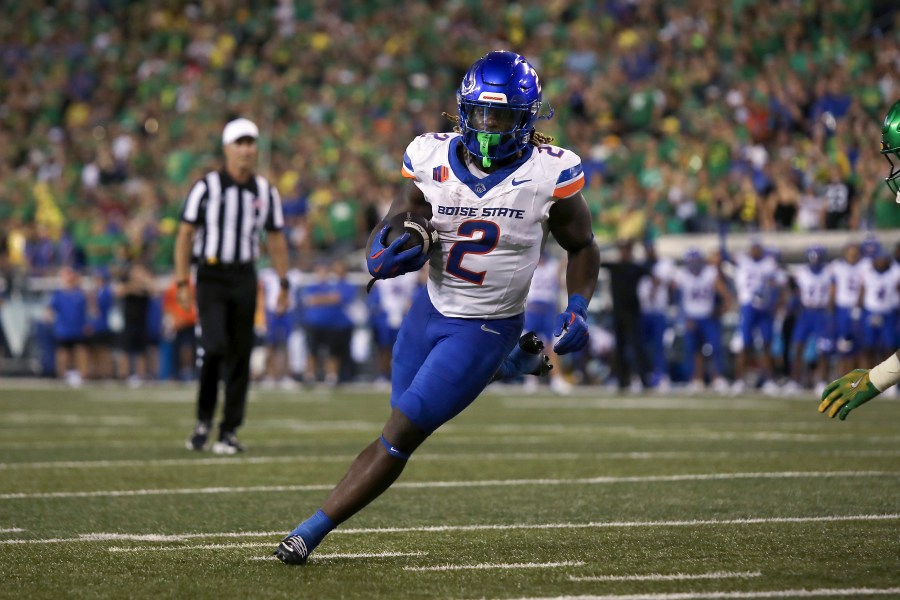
[818,369,881,420]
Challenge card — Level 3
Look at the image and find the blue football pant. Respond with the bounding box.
[390,289,523,434]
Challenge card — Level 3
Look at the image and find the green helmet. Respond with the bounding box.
[881,98,900,195]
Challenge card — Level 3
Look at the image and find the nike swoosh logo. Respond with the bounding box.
[511,178,532,186]
[481,324,501,335]
[850,380,860,389]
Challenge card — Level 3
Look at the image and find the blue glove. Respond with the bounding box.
[367,225,428,280]
[552,294,589,355]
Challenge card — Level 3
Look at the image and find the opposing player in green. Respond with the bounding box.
[819,99,900,420]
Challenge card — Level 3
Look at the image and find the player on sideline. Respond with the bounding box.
[274,50,600,565]
[819,98,900,419]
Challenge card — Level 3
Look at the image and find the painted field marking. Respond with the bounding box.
[569,571,761,582]
[2,513,898,546]
[405,560,584,572]
[6,449,900,471]
[0,528,24,533]
[2,470,897,500]
[249,551,427,561]
[503,588,900,600]
[505,398,774,411]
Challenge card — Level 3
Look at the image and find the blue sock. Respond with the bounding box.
[288,509,336,552]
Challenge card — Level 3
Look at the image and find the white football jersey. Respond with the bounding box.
[790,264,832,309]
[402,133,584,318]
[377,271,420,329]
[860,263,900,313]
[829,259,863,309]
[638,258,674,313]
[734,254,781,308]
[526,255,562,307]
[258,267,301,312]
[673,265,719,319]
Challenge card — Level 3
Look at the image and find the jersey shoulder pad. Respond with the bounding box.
[402,133,458,181]
[535,144,585,198]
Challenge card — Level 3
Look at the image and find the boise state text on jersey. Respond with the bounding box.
[401,132,584,319]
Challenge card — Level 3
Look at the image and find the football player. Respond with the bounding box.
[783,245,832,394]
[724,238,785,394]
[829,243,864,378]
[670,248,733,392]
[274,51,600,564]
[819,99,900,419]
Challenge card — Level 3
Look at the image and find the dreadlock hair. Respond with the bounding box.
[441,112,554,146]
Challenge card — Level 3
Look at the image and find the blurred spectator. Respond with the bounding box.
[162,277,197,382]
[85,270,117,380]
[600,240,653,391]
[258,265,301,389]
[46,266,88,387]
[300,260,355,385]
[367,270,420,385]
[115,261,155,387]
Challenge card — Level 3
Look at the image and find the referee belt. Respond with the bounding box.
[196,259,255,271]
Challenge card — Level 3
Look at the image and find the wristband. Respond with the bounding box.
[868,352,900,392]
[176,280,188,289]
[566,294,589,319]
[279,277,290,291]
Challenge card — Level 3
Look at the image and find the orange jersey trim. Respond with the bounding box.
[553,177,585,199]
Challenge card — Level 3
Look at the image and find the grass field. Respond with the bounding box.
[1,380,899,600]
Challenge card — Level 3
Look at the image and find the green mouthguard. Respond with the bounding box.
[477,132,500,168]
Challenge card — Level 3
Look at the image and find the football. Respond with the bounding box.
[384,211,439,257]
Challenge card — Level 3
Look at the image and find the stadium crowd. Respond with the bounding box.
[1,0,899,390]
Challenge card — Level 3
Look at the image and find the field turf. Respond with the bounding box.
[1,381,899,599]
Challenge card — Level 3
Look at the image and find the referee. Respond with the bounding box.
[175,117,290,454]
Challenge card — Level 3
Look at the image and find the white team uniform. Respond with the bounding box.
[526,256,562,307]
[258,267,301,313]
[734,254,781,308]
[377,271,419,330]
[638,258,674,314]
[401,133,584,318]
[830,259,864,309]
[791,265,832,309]
[860,263,900,313]
[672,265,719,320]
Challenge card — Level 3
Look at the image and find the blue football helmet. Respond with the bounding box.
[685,248,705,274]
[807,245,827,272]
[457,51,550,167]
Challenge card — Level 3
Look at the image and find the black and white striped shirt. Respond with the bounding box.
[180,170,284,264]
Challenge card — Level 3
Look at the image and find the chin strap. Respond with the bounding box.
[477,132,500,168]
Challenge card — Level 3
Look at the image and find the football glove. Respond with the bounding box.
[367,225,429,280]
[818,369,880,420]
[553,294,590,355]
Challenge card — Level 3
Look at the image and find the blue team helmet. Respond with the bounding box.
[457,51,550,164]
[685,247,705,273]
[807,244,827,271]
[861,234,882,258]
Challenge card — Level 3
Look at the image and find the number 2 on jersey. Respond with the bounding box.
[446,220,500,285]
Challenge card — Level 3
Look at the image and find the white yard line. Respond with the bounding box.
[249,551,427,561]
[6,450,900,471]
[569,571,761,582]
[502,588,900,600]
[1,513,897,546]
[505,398,775,411]
[405,560,584,572]
[0,528,24,533]
[2,470,896,500]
